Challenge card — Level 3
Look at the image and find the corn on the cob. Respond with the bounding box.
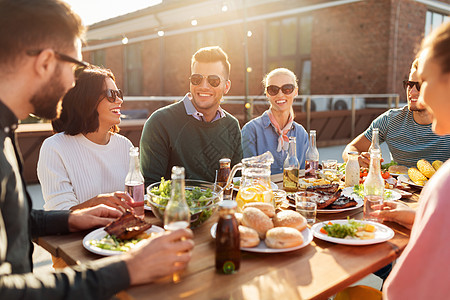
[408,167,427,186]
[417,159,435,178]
[432,160,444,171]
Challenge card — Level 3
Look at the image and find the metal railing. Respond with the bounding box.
[124,93,400,135]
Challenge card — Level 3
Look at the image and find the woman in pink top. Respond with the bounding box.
[381,22,450,299]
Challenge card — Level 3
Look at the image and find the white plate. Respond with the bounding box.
[311,219,395,245]
[232,177,278,191]
[210,223,313,253]
[342,187,402,202]
[397,174,424,189]
[317,196,363,214]
[83,225,164,256]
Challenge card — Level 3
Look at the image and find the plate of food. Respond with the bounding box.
[287,184,362,213]
[83,212,164,256]
[210,223,313,253]
[232,177,278,191]
[343,185,402,201]
[311,219,394,246]
[397,174,424,189]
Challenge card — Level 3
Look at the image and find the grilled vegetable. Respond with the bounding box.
[408,167,427,186]
[432,160,443,171]
[417,159,435,178]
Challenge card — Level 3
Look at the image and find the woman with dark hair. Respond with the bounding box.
[37,66,133,211]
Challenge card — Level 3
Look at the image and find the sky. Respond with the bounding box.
[64,0,162,26]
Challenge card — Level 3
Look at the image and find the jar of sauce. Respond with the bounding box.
[345,151,360,187]
[217,158,233,200]
[215,200,240,274]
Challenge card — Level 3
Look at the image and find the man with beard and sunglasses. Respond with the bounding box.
[0,1,194,299]
[140,46,242,187]
[342,58,450,168]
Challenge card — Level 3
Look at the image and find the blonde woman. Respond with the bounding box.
[241,68,308,174]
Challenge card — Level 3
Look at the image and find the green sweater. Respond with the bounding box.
[140,101,242,187]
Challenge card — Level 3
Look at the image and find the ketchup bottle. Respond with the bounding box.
[215,200,240,274]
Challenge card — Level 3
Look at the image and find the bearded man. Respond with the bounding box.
[342,59,450,168]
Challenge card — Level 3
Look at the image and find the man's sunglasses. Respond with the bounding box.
[103,89,123,103]
[26,49,90,78]
[190,74,222,87]
[266,84,295,96]
[402,80,421,91]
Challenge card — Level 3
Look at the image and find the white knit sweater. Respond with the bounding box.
[37,132,133,210]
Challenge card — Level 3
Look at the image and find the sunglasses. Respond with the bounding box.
[190,74,222,87]
[266,84,295,96]
[403,80,421,91]
[103,89,123,103]
[26,49,90,78]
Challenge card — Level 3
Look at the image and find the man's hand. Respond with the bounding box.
[71,191,133,212]
[371,201,415,229]
[123,229,194,285]
[68,205,122,232]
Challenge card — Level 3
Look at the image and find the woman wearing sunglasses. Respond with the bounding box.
[37,66,134,211]
[241,68,308,174]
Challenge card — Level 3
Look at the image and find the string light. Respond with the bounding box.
[221,3,228,12]
[121,36,129,44]
[157,30,165,37]
[191,19,198,26]
[247,30,252,37]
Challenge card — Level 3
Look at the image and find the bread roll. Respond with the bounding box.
[242,207,274,239]
[239,225,260,248]
[273,210,307,232]
[243,202,275,217]
[235,212,243,225]
[265,227,303,249]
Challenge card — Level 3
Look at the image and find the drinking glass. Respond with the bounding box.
[323,159,338,170]
[295,195,317,224]
[272,189,287,208]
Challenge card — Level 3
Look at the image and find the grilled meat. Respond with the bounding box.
[105,211,152,240]
[306,183,340,193]
[329,195,357,209]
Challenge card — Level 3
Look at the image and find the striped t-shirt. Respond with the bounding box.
[364,106,450,168]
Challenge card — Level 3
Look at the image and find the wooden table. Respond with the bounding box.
[37,174,420,300]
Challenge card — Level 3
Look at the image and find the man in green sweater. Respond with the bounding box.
[140,46,243,187]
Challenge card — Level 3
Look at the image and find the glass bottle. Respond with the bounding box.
[217,158,232,200]
[215,200,240,274]
[125,147,145,218]
[283,137,300,192]
[164,166,190,231]
[345,151,360,187]
[368,128,381,154]
[363,150,384,222]
[305,130,319,177]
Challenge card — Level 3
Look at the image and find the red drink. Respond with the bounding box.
[125,182,145,218]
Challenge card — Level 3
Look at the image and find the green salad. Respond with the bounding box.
[90,234,145,252]
[149,178,216,227]
[322,219,362,238]
[353,184,392,200]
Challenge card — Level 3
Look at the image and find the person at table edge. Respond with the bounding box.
[342,58,450,168]
[140,46,243,187]
[0,1,193,299]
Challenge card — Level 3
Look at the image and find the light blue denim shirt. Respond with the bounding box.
[241,111,309,174]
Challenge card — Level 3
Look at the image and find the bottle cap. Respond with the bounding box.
[219,158,231,165]
[219,200,237,209]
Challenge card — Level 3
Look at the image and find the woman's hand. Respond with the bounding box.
[371,201,415,229]
[68,205,123,232]
[70,191,133,212]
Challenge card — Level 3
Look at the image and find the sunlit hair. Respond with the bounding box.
[52,66,120,135]
[420,21,450,74]
[0,0,84,67]
[411,58,419,73]
[262,68,299,89]
[191,46,231,79]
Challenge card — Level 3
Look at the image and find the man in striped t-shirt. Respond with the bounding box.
[343,59,450,168]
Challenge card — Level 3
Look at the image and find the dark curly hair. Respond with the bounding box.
[52,66,120,135]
